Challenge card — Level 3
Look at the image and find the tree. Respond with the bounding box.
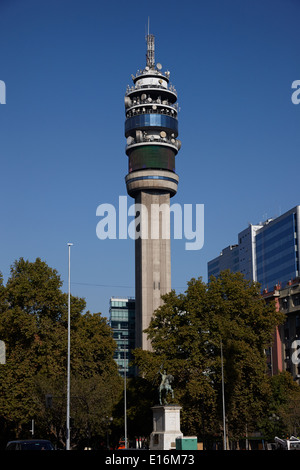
[0,258,122,448]
[111,376,154,448]
[134,271,285,445]
[259,371,300,440]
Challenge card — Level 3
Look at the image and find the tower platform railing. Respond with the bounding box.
[126,83,177,97]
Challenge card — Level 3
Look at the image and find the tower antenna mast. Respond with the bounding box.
[146,17,155,68]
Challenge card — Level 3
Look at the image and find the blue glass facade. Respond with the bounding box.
[125,113,178,137]
[109,298,136,378]
[256,212,299,290]
[208,245,240,279]
[207,206,300,291]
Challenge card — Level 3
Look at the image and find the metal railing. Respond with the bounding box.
[126,82,177,96]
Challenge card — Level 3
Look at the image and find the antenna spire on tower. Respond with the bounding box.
[146,17,155,68]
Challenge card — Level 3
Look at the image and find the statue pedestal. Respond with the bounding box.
[149,405,183,450]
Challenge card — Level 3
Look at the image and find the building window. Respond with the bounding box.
[285,348,290,360]
[293,295,300,306]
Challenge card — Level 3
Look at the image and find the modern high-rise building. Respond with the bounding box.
[208,244,239,279]
[256,207,300,290]
[207,206,300,291]
[124,33,181,350]
[109,297,136,378]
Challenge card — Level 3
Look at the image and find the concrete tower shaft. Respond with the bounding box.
[124,34,181,350]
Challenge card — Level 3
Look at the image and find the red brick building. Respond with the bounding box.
[263,279,300,382]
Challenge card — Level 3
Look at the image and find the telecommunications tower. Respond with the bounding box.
[124,32,181,350]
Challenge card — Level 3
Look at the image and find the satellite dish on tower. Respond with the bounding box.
[136,130,143,142]
[124,96,132,108]
[157,63,162,70]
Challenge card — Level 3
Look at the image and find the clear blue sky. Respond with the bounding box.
[0,0,299,317]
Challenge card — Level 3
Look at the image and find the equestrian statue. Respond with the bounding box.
[158,369,174,405]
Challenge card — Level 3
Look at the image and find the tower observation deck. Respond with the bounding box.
[124,33,181,350]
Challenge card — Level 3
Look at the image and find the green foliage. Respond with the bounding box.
[0,260,297,447]
[111,377,154,447]
[259,372,300,439]
[133,271,286,442]
[0,258,122,448]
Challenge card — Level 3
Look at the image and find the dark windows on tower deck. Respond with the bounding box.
[128,146,176,173]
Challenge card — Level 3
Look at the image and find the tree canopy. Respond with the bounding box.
[1,261,298,449]
[134,271,286,444]
[0,258,122,449]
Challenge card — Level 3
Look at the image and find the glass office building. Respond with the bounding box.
[256,209,299,290]
[208,245,239,279]
[207,206,300,291]
[109,297,136,377]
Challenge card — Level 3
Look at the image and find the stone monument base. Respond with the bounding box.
[149,405,183,450]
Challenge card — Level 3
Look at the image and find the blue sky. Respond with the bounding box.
[0,0,299,317]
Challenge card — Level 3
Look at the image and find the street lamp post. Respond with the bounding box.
[203,332,227,450]
[66,242,73,450]
[124,358,127,448]
[123,341,128,449]
[220,340,227,450]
